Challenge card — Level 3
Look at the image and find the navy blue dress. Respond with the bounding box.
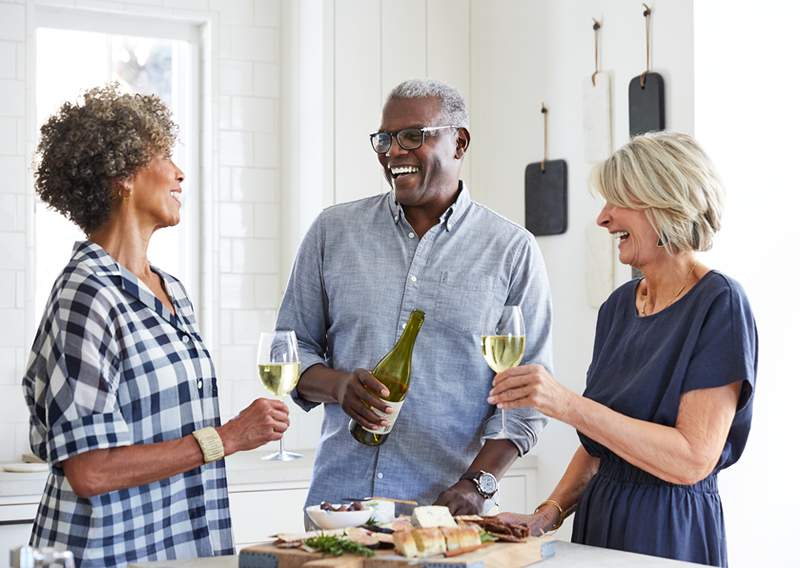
[571,271,758,567]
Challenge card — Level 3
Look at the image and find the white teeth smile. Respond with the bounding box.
[390,165,420,177]
[611,231,630,240]
[170,190,181,203]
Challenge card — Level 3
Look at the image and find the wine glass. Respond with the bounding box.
[481,306,526,439]
[257,330,302,461]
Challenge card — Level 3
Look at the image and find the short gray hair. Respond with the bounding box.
[591,131,724,253]
[387,79,469,128]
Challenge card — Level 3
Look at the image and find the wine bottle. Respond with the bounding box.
[350,309,425,446]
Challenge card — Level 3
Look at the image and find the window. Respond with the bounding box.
[34,9,200,319]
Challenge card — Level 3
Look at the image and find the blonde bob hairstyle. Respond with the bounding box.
[591,131,724,254]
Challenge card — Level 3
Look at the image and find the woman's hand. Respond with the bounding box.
[494,504,561,536]
[487,364,576,420]
[335,369,393,431]
[218,398,290,454]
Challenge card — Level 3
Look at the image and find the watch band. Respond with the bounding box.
[192,427,225,463]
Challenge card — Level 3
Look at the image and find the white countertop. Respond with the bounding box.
[0,450,538,503]
[129,541,705,567]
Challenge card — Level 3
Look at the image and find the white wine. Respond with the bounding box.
[259,362,300,397]
[481,335,525,373]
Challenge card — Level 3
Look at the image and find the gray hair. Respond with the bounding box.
[591,131,724,253]
[387,79,469,128]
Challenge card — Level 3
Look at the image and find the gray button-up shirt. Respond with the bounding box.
[276,184,552,509]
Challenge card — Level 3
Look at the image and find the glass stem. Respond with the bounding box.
[279,436,285,455]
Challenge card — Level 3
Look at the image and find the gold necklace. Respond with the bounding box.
[637,262,696,317]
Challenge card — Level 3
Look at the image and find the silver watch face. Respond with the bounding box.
[478,473,498,496]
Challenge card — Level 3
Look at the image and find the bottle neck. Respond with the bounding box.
[397,311,424,349]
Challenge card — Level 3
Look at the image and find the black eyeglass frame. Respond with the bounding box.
[369,125,460,154]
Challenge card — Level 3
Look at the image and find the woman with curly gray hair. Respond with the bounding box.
[23,84,289,566]
[489,132,757,567]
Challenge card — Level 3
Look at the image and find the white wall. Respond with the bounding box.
[0,0,294,457]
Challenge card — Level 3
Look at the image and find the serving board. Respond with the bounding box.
[239,537,555,568]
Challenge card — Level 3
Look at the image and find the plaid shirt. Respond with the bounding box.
[22,241,233,567]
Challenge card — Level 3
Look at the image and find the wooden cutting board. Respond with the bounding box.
[239,537,555,567]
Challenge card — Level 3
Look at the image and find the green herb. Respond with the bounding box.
[364,516,379,527]
[304,535,375,557]
[479,530,499,544]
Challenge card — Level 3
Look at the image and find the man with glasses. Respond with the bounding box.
[277,79,553,517]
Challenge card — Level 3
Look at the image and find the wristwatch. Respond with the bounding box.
[459,470,498,499]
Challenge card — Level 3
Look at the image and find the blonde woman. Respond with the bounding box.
[490,132,757,567]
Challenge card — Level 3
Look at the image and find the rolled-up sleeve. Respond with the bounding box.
[481,235,553,455]
[29,283,131,466]
[276,216,331,411]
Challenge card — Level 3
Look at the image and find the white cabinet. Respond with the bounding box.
[229,483,309,549]
[496,469,537,514]
[0,503,37,565]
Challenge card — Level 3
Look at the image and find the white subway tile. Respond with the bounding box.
[217,379,234,422]
[252,132,278,168]
[0,41,15,79]
[229,26,277,62]
[14,421,30,460]
[219,273,255,308]
[252,202,279,239]
[0,4,25,42]
[0,156,24,193]
[0,194,16,230]
[0,384,28,422]
[218,166,232,201]
[0,117,17,154]
[209,0,253,25]
[231,309,276,345]
[230,238,279,274]
[219,131,252,166]
[254,274,280,309]
[15,193,25,231]
[231,96,274,133]
[15,269,24,308]
[231,167,277,202]
[218,308,232,344]
[36,0,77,8]
[14,40,24,80]
[219,202,253,237]
[0,308,24,346]
[74,1,126,12]
[217,344,256,382]
[0,426,15,462]
[218,95,231,129]
[0,232,25,270]
[253,0,279,27]
[219,238,232,272]
[0,347,17,384]
[0,80,24,117]
[164,0,207,10]
[220,59,253,95]
[0,269,15,308]
[232,377,266,411]
[253,62,278,97]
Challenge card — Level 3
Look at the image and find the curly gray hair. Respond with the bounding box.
[387,79,469,128]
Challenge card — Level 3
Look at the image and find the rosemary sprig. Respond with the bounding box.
[304,535,375,557]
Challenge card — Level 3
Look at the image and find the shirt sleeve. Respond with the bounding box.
[682,282,758,410]
[481,235,553,455]
[36,278,131,466]
[276,215,331,412]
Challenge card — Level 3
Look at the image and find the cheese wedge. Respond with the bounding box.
[411,505,457,528]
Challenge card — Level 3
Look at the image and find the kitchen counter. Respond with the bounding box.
[129,541,705,567]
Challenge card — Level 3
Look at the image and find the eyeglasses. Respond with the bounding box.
[369,125,458,154]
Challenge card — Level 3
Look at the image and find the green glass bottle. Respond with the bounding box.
[349,309,425,446]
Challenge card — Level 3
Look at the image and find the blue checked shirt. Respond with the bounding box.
[276,184,553,511]
[22,241,233,567]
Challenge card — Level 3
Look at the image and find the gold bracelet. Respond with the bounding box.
[534,499,565,531]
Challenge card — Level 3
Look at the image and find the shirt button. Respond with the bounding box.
[410,275,417,282]
[447,223,452,230]
[197,379,203,390]
[408,232,415,239]
[377,472,384,479]
[394,215,399,222]
[182,335,191,344]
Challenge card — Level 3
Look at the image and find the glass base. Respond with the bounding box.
[262,449,303,461]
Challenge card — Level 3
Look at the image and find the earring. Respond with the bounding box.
[657,237,666,247]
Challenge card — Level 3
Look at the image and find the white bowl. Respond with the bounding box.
[305,504,374,530]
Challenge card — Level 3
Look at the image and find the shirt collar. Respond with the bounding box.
[387,180,472,232]
[72,240,180,326]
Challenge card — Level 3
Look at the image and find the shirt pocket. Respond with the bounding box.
[432,272,502,334]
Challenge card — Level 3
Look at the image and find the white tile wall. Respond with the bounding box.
[0,0,298,460]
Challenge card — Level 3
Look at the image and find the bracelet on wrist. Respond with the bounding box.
[534,498,565,531]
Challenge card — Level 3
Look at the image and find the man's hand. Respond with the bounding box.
[433,480,485,516]
[335,369,393,431]
[218,398,290,454]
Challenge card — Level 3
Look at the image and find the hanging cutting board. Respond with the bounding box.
[628,71,665,137]
[525,160,568,236]
[582,73,612,161]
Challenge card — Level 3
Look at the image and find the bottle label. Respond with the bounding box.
[362,399,405,435]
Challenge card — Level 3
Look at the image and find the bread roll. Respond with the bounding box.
[393,530,419,558]
[457,524,482,549]
[411,527,446,557]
